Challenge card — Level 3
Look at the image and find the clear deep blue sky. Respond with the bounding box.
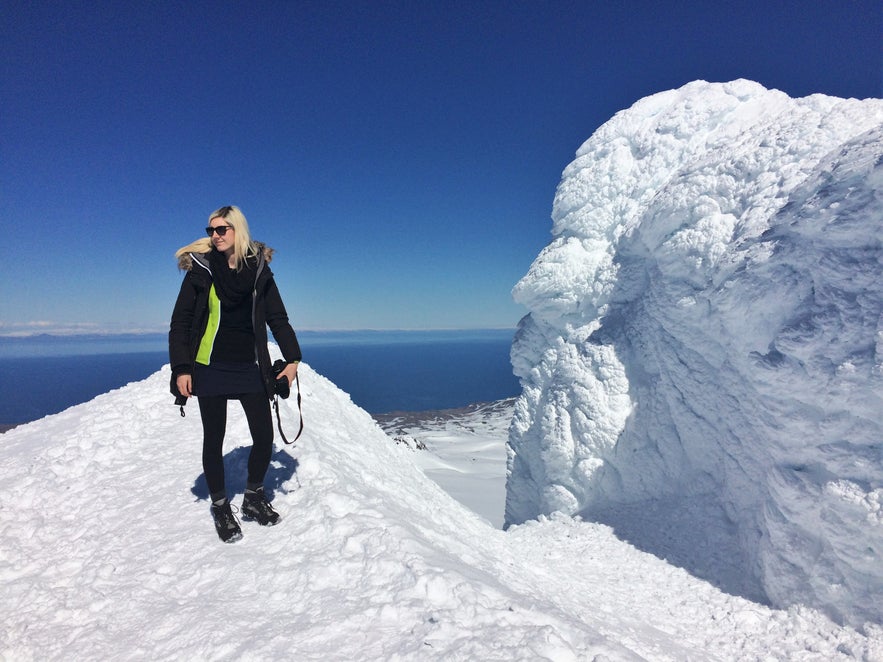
[2,1,880,334]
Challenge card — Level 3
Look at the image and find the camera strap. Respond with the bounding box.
[274,373,303,445]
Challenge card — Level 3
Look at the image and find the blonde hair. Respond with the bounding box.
[174,205,259,271]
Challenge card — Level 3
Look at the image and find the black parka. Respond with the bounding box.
[168,244,301,402]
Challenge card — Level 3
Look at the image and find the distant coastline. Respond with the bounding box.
[0,327,516,339]
[0,328,517,357]
[0,329,520,427]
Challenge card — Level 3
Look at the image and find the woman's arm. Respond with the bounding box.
[264,276,303,364]
[169,275,198,376]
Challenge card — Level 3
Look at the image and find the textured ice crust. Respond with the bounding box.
[505,79,883,626]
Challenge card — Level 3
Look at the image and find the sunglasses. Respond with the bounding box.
[206,225,233,237]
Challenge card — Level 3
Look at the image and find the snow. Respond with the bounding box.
[1,357,881,659]
[375,399,516,528]
[506,79,883,628]
[2,79,882,658]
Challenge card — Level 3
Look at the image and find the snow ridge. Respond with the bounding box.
[2,355,879,658]
[506,79,883,627]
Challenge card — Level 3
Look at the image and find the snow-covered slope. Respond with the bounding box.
[506,79,883,628]
[376,399,515,527]
[2,359,880,659]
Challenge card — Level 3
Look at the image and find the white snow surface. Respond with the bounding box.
[506,79,883,628]
[376,399,515,528]
[3,360,883,659]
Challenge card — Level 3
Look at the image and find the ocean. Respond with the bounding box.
[0,330,520,427]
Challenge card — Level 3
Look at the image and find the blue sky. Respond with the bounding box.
[2,1,880,334]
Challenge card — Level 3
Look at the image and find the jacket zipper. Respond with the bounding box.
[252,252,265,367]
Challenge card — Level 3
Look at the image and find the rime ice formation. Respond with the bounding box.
[506,79,883,627]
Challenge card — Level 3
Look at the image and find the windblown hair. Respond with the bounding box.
[174,205,260,271]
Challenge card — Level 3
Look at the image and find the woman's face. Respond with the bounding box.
[208,216,235,254]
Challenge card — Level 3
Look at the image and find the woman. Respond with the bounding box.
[169,205,301,543]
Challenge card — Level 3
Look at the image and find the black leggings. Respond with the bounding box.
[197,392,274,498]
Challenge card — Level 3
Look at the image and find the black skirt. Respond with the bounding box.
[192,361,264,397]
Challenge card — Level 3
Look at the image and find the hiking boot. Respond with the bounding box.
[241,489,281,526]
[210,501,243,543]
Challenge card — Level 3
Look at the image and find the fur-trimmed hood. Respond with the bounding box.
[176,241,275,271]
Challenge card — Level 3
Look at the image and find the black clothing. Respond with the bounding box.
[207,248,256,306]
[210,500,243,543]
[169,244,301,401]
[211,294,256,363]
[192,361,263,397]
[242,488,281,525]
[169,242,300,504]
[198,392,274,497]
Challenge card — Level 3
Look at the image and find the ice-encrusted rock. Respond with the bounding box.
[505,79,883,626]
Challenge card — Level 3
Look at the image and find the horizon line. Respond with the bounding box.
[0,325,520,339]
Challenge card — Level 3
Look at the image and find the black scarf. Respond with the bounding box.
[208,248,257,307]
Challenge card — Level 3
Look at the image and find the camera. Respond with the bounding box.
[272,360,290,399]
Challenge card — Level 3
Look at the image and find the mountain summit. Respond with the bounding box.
[2,81,882,658]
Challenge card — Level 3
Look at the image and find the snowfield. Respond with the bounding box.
[506,79,883,628]
[376,398,515,528]
[1,359,881,660]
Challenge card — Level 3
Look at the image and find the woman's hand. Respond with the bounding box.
[176,373,192,398]
[279,362,299,386]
